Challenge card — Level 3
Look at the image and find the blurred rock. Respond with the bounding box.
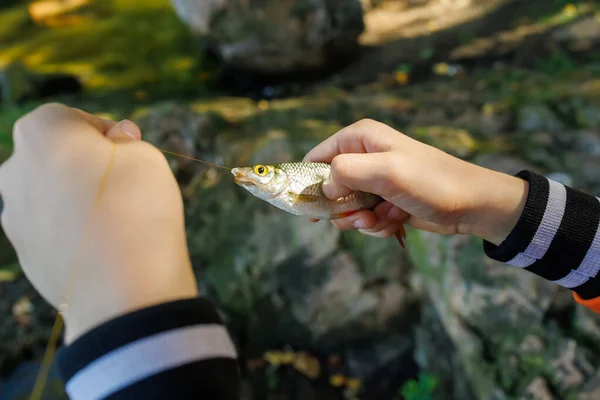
[410,126,477,158]
[553,14,600,52]
[132,103,229,186]
[344,333,412,379]
[573,305,600,348]
[546,172,573,187]
[407,232,558,399]
[520,377,552,400]
[563,152,600,195]
[549,339,594,392]
[173,0,365,76]
[479,103,513,135]
[576,104,600,130]
[518,104,565,134]
[170,0,227,35]
[574,130,600,156]
[579,371,600,400]
[413,306,478,400]
[473,153,540,175]
[274,244,415,347]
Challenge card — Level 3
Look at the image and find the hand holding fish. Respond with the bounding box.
[302,119,529,246]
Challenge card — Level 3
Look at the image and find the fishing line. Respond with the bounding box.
[159,149,231,170]
[29,143,118,400]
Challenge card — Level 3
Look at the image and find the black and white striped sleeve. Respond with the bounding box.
[56,297,240,400]
[483,170,600,312]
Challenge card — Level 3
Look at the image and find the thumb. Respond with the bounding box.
[105,119,142,142]
[325,152,394,199]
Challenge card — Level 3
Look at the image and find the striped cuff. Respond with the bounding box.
[484,170,600,308]
[57,298,240,400]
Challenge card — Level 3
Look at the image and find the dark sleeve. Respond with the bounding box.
[483,170,600,312]
[55,297,240,400]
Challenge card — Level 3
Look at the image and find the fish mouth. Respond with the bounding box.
[231,167,254,186]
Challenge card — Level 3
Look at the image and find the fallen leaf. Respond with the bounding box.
[0,270,16,283]
[263,350,294,366]
[395,71,409,85]
[346,378,362,393]
[329,374,346,387]
[258,100,269,111]
[292,351,321,379]
[12,296,34,326]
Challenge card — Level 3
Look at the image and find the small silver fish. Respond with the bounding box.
[231,162,405,246]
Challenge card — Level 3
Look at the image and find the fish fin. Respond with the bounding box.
[394,225,407,248]
[289,192,319,203]
[330,210,359,219]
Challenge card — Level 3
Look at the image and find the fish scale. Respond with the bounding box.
[275,162,383,220]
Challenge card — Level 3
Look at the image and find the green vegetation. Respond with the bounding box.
[399,373,438,400]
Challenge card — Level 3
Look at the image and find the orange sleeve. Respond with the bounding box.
[573,292,600,313]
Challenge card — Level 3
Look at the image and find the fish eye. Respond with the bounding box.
[253,165,268,176]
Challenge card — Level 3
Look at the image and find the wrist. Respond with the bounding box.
[464,167,529,246]
[62,254,198,345]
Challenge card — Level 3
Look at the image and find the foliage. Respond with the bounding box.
[398,373,438,400]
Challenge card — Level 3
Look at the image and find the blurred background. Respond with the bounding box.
[0,0,599,399]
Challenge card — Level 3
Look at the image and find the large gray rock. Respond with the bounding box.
[573,305,600,348]
[553,14,600,52]
[579,371,600,400]
[519,377,553,400]
[171,0,365,75]
[518,104,565,135]
[407,231,558,399]
[473,153,541,175]
[170,0,228,35]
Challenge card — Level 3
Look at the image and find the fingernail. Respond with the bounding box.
[120,120,137,140]
[387,206,402,220]
[353,219,366,229]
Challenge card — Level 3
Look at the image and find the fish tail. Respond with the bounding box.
[394,224,407,248]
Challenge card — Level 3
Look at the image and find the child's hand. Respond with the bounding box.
[0,103,197,343]
[304,119,528,245]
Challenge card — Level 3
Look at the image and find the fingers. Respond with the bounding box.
[303,118,403,163]
[74,109,141,141]
[326,201,409,239]
[330,210,377,230]
[357,202,409,238]
[74,108,118,134]
[319,152,395,200]
[13,103,140,148]
[105,119,142,141]
[303,120,371,163]
[325,152,397,199]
